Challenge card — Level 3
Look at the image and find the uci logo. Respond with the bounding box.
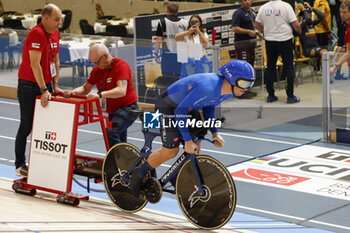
[143,110,161,129]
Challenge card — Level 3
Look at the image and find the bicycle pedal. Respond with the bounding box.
[143,177,162,204]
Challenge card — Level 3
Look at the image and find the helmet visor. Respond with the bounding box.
[236,78,254,89]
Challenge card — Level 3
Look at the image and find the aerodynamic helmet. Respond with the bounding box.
[218,60,256,89]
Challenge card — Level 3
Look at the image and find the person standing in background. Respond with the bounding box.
[231,0,259,99]
[15,4,63,177]
[175,14,211,78]
[154,3,187,87]
[254,0,301,103]
[328,0,346,46]
[0,1,4,16]
[330,0,350,75]
[313,0,333,46]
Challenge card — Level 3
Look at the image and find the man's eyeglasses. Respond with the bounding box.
[92,54,104,65]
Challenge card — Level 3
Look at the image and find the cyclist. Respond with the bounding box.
[130,59,256,195]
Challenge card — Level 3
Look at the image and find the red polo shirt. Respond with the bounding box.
[345,24,350,67]
[18,23,60,83]
[87,57,138,114]
[345,24,350,45]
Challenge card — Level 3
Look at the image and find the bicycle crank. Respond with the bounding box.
[141,177,162,204]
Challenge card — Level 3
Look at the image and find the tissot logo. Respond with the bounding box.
[316,151,350,163]
[35,131,68,153]
[45,131,57,141]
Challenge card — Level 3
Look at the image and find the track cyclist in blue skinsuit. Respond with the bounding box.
[130,60,256,195]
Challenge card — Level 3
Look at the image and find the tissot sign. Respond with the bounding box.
[28,99,75,192]
[228,145,350,200]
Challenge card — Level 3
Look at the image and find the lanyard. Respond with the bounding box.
[100,57,114,91]
[40,24,55,62]
[48,34,55,62]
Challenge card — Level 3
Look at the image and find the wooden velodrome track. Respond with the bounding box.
[1,96,350,233]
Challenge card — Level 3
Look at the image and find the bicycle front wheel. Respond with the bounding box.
[176,155,236,229]
[103,143,147,212]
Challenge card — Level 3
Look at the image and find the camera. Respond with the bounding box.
[190,20,197,26]
[304,3,312,12]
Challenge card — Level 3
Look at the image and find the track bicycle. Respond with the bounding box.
[102,111,237,229]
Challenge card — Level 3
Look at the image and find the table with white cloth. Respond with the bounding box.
[0,14,65,30]
[94,19,133,35]
[0,28,20,69]
[59,37,124,77]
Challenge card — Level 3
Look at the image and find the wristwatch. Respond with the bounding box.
[40,87,48,93]
[97,91,102,98]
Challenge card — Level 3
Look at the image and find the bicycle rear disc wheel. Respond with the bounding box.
[103,143,147,212]
[176,155,236,229]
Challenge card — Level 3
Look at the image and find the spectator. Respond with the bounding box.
[175,14,211,78]
[0,1,4,16]
[329,0,346,46]
[231,0,259,99]
[297,1,344,75]
[313,0,333,46]
[95,3,104,20]
[330,0,350,76]
[255,0,301,103]
[63,44,138,147]
[298,2,328,62]
[15,4,63,177]
[154,3,187,87]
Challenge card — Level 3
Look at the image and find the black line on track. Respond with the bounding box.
[297,202,350,224]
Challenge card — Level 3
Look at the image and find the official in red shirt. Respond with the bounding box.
[63,43,138,147]
[15,4,63,177]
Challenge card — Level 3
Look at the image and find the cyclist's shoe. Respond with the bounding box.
[287,95,300,104]
[267,95,278,103]
[130,167,144,196]
[16,165,28,178]
[130,161,154,196]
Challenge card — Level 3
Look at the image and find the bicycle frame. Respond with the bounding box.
[122,128,206,195]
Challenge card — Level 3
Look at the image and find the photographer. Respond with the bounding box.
[297,2,342,74]
[297,3,328,60]
[175,14,211,78]
[175,14,208,48]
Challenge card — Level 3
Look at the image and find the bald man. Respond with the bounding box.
[15,3,63,177]
[64,44,138,147]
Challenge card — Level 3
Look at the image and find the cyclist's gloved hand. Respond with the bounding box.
[212,133,225,148]
[185,140,199,154]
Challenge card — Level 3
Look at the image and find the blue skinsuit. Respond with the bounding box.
[166,73,233,141]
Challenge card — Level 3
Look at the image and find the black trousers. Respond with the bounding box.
[15,79,52,168]
[265,39,295,98]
